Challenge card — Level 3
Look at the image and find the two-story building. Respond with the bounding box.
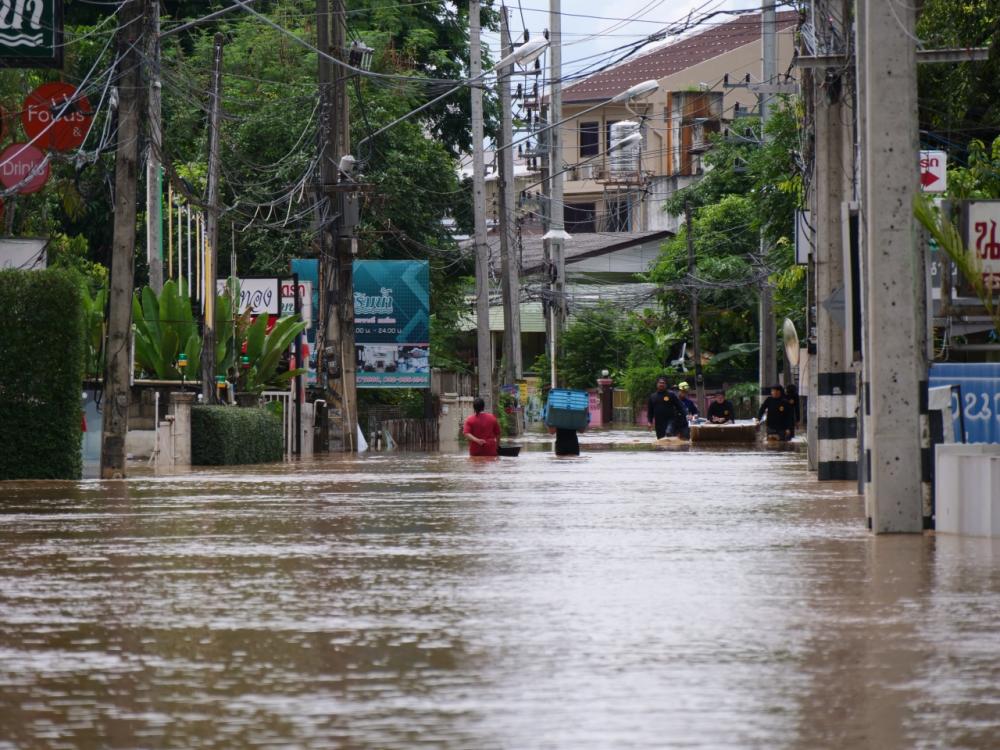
[557,10,799,235]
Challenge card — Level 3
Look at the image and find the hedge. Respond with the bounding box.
[191,406,284,465]
[0,268,85,480]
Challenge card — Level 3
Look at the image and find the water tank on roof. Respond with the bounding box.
[609,120,642,177]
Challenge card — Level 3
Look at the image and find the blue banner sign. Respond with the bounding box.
[929,363,1000,444]
[354,260,430,388]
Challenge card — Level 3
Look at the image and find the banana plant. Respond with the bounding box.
[80,282,106,379]
[239,312,308,393]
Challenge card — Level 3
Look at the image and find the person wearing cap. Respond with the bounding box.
[756,384,792,440]
[677,381,699,422]
[646,376,686,439]
[707,391,736,424]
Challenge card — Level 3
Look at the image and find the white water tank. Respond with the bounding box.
[609,121,642,177]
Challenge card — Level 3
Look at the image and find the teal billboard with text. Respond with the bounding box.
[354,260,430,388]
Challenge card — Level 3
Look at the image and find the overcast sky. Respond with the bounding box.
[483,0,756,81]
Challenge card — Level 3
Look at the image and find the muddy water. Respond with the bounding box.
[2,434,1000,748]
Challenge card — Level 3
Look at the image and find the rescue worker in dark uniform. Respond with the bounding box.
[784,383,801,438]
[707,391,736,423]
[756,384,792,440]
[647,376,687,439]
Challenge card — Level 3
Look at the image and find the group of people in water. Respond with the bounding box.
[463,377,801,456]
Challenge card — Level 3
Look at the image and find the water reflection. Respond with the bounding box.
[1,436,999,748]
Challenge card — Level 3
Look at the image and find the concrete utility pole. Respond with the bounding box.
[498,8,523,388]
[101,0,144,479]
[201,33,225,404]
[859,0,925,532]
[547,0,567,389]
[470,0,493,409]
[333,0,357,451]
[686,202,705,412]
[810,0,857,481]
[145,0,163,293]
[757,0,778,395]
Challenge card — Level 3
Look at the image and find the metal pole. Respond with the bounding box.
[549,0,566,389]
[686,201,705,412]
[470,0,493,410]
[498,8,522,388]
[201,33,225,404]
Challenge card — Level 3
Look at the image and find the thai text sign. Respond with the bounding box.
[216,277,280,316]
[354,260,430,388]
[0,0,63,68]
[964,201,1000,291]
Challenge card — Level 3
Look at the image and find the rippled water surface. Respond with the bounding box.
[2,431,1000,749]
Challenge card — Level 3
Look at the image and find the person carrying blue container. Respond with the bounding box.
[647,376,687,439]
[544,388,589,456]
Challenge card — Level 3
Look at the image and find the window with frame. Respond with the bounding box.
[579,121,599,158]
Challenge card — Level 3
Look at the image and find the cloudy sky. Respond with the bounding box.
[483,0,759,80]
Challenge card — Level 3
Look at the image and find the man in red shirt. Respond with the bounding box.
[463,397,500,456]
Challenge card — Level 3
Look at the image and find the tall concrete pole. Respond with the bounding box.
[101,0,144,479]
[333,0,357,451]
[757,0,778,395]
[145,0,163,293]
[548,0,566,389]
[470,0,493,409]
[812,0,857,480]
[201,33,224,404]
[860,0,925,532]
[498,8,523,387]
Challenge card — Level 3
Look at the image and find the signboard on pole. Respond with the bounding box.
[919,150,947,193]
[964,200,1000,290]
[22,82,92,151]
[0,143,50,194]
[216,277,281,316]
[0,0,63,68]
[354,260,430,388]
[291,259,319,386]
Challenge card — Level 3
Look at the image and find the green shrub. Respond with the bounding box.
[191,406,284,465]
[0,269,85,480]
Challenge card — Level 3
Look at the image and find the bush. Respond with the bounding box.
[191,406,284,465]
[0,269,85,480]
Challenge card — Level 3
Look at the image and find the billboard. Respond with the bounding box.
[354,260,430,388]
[0,0,63,68]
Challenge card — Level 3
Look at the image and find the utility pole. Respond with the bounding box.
[316,0,336,448]
[546,0,567,389]
[101,0,144,479]
[470,0,493,409]
[809,0,857,481]
[757,0,778,396]
[145,0,163,293]
[859,0,924,532]
[685,201,705,412]
[201,33,224,404]
[333,0,357,451]
[498,8,523,390]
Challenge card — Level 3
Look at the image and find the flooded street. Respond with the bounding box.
[2,431,1000,749]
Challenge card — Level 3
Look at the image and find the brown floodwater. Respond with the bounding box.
[1,430,999,749]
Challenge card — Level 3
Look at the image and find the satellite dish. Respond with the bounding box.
[783,318,800,368]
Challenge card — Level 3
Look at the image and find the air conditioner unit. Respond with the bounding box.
[578,163,595,180]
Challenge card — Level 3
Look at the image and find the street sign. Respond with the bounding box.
[0,0,63,68]
[919,150,947,193]
[965,201,1000,290]
[22,82,93,151]
[0,143,50,194]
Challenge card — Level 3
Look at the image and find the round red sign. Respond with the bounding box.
[0,143,51,194]
[22,82,93,152]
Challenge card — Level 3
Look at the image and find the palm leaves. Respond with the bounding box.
[130,279,306,391]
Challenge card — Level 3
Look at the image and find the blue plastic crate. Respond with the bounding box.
[545,389,590,430]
